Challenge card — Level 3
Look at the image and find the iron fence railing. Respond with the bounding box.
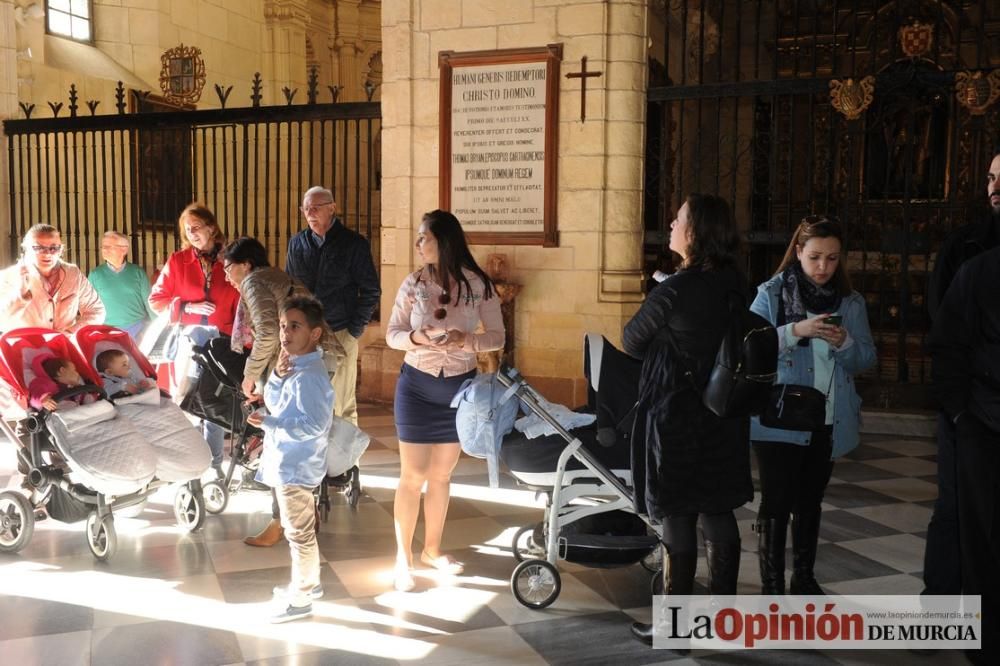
[4,76,381,284]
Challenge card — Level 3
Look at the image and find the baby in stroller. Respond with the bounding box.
[28,354,98,411]
[0,327,206,562]
[74,325,217,521]
[95,348,156,399]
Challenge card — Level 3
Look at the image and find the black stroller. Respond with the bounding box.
[181,337,363,519]
[498,333,663,608]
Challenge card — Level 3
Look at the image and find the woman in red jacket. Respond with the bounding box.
[149,202,239,475]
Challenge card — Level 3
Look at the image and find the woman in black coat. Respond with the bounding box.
[624,194,753,645]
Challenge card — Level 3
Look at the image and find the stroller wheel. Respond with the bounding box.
[512,524,544,563]
[0,491,35,553]
[202,480,229,515]
[173,485,206,532]
[86,511,117,561]
[650,568,665,596]
[511,559,561,609]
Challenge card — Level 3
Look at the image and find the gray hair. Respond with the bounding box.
[102,230,129,244]
[22,224,59,248]
[303,186,335,203]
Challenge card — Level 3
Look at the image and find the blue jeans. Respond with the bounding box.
[202,420,225,467]
[922,412,961,595]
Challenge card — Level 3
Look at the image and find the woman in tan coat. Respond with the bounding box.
[222,236,341,547]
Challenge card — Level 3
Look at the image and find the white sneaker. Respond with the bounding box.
[272,583,323,600]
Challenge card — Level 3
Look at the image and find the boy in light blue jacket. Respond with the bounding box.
[247,297,334,623]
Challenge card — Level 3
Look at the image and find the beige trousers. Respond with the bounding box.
[275,484,319,606]
[331,328,359,425]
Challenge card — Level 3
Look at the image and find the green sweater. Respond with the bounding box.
[88,262,156,327]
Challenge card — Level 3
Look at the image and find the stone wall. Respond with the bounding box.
[12,0,382,112]
[0,0,17,265]
[368,0,648,406]
[2,1,382,270]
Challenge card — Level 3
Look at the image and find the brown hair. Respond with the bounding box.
[178,203,224,249]
[775,215,852,296]
[95,349,127,373]
[421,209,495,303]
[41,356,72,381]
[682,193,741,270]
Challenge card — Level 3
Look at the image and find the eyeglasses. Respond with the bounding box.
[101,244,129,251]
[222,262,236,273]
[301,202,334,214]
[31,244,63,255]
[434,292,450,320]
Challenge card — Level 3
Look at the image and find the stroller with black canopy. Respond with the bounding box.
[498,333,663,608]
[182,337,365,518]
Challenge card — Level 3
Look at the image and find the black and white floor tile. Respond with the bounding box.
[0,404,969,665]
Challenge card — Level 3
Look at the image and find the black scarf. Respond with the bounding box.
[778,263,841,345]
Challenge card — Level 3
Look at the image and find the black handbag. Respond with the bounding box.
[759,382,827,432]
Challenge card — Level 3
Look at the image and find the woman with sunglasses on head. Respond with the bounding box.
[625,194,753,645]
[149,203,240,477]
[385,209,505,591]
[749,216,875,595]
[1,223,105,334]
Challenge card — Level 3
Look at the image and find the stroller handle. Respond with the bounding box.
[50,383,107,404]
[497,365,577,445]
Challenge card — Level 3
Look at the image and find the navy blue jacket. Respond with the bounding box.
[285,219,381,337]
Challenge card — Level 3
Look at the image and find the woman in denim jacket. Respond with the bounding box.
[749,216,876,595]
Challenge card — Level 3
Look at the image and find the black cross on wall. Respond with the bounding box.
[565,56,603,123]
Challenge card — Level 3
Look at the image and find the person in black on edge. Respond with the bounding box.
[929,162,1000,663]
[922,151,1000,601]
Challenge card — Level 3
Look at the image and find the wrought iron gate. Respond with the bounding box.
[645,0,1000,409]
[4,82,381,281]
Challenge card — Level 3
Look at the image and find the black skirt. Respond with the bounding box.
[393,363,476,444]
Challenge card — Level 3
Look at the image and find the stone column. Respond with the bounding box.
[0,0,18,264]
[263,0,310,104]
[599,0,646,303]
[357,0,413,403]
[333,0,362,101]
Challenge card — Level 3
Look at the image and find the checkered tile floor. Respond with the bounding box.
[0,405,969,665]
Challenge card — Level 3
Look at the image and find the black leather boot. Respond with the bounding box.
[789,510,824,595]
[704,539,741,595]
[755,517,788,594]
[631,545,697,645]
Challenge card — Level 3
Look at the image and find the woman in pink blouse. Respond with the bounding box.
[386,210,505,591]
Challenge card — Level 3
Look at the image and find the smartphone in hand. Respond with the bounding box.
[826,313,843,327]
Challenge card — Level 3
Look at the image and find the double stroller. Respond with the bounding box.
[497,334,662,609]
[0,326,212,561]
[179,336,366,521]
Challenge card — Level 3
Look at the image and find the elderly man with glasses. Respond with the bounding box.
[285,186,380,426]
[0,223,105,334]
[88,231,157,341]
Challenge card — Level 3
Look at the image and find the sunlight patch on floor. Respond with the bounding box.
[0,562,440,660]
[360,473,548,510]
